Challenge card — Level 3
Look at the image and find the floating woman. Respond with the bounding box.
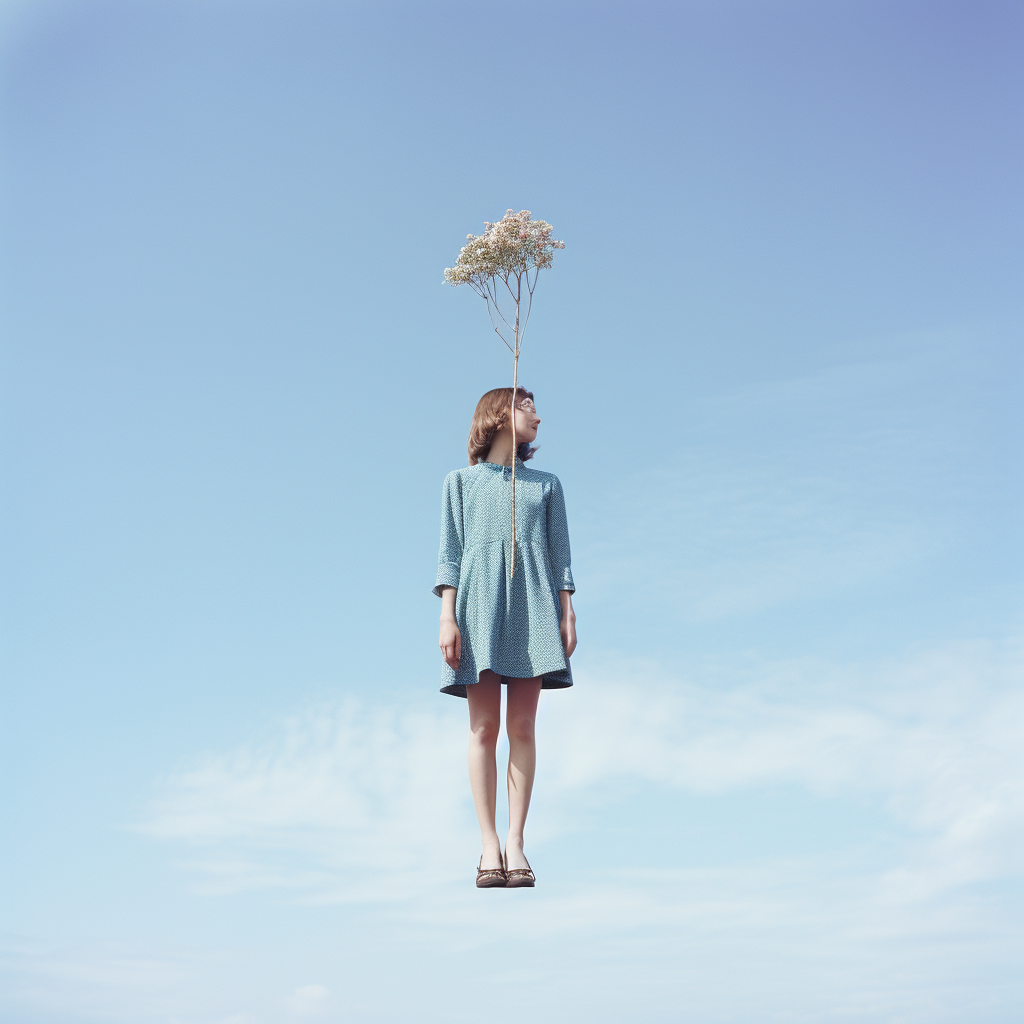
[433,386,577,888]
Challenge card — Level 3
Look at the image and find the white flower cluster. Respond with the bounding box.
[444,209,564,289]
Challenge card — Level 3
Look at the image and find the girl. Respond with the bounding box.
[434,386,577,888]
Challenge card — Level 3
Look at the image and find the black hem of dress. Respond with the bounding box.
[441,678,573,699]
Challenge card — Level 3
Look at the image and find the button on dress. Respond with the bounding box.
[433,457,575,698]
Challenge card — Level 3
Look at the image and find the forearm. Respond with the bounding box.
[559,590,574,616]
[440,586,457,621]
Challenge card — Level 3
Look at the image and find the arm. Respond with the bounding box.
[439,585,461,669]
[559,589,577,659]
[545,475,575,594]
[433,472,464,598]
[546,476,577,658]
[434,472,464,668]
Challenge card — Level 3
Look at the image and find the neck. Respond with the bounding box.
[484,431,516,466]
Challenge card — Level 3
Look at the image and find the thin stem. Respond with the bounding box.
[485,279,517,334]
[509,270,524,579]
[487,299,516,338]
[486,301,516,353]
[480,278,517,352]
[518,279,535,345]
[511,351,518,578]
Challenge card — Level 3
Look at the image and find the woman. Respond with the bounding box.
[434,386,577,888]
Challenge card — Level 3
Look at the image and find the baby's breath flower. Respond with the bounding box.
[443,209,564,289]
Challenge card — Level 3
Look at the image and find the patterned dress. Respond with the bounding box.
[433,456,575,698]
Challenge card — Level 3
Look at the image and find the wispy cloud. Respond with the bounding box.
[542,643,1023,899]
[140,699,474,901]
[117,640,1024,1018]
[138,640,1021,906]
[0,940,202,1023]
[284,985,329,1016]
[581,342,1006,618]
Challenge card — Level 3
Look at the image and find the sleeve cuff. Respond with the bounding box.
[433,562,461,598]
[557,566,575,593]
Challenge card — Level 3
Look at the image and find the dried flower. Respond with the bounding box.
[444,209,564,295]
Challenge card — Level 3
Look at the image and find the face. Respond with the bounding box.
[515,396,541,441]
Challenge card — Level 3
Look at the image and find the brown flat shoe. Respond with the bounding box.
[476,854,507,888]
[503,849,536,888]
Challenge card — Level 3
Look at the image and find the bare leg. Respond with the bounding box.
[505,676,542,871]
[467,671,503,870]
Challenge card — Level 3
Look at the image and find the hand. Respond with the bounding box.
[439,616,461,670]
[559,597,577,659]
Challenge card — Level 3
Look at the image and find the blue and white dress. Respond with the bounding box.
[433,457,575,698]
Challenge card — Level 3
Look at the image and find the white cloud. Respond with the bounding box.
[7,640,1021,1022]
[138,640,1022,909]
[0,940,216,1023]
[140,697,476,901]
[285,984,329,1015]
[541,643,1023,903]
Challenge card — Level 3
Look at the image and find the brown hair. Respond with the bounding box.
[468,387,539,465]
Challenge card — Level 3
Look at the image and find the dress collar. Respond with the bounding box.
[478,456,524,469]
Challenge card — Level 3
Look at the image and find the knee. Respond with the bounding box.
[470,718,500,748]
[506,716,535,746]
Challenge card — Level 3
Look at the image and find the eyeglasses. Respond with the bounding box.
[517,400,537,413]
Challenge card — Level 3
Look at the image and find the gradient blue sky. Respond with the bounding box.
[2,1,1022,1021]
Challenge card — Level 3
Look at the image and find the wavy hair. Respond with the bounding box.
[468,387,539,465]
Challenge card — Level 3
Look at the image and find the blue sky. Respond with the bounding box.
[1,1,1021,1020]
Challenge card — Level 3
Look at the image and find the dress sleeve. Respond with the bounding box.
[545,475,575,593]
[433,471,464,598]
